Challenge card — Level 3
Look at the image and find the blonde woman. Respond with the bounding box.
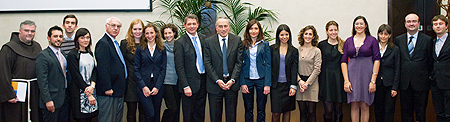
[119,19,145,122]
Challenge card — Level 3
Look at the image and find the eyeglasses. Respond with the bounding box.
[406,20,418,24]
[107,23,122,28]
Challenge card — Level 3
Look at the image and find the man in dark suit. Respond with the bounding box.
[203,17,243,122]
[94,17,127,122]
[174,14,207,122]
[431,15,450,122]
[394,13,433,122]
[36,26,70,122]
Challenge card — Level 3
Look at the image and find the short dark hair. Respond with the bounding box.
[63,14,78,25]
[160,23,179,40]
[184,14,198,25]
[47,25,63,37]
[74,28,92,51]
[377,24,395,48]
[432,15,448,26]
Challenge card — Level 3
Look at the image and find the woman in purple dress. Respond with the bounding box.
[341,16,380,122]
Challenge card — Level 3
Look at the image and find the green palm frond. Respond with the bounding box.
[262,25,275,41]
[216,0,278,38]
[154,0,220,35]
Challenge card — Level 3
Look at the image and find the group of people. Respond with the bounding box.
[0,12,449,122]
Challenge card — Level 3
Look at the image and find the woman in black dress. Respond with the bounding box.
[270,24,298,122]
[317,20,346,122]
[373,24,399,122]
[120,19,145,122]
[67,28,98,122]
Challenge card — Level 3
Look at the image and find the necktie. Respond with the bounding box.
[57,51,67,88]
[222,38,228,76]
[113,40,128,78]
[408,36,414,56]
[192,37,205,73]
[436,38,443,57]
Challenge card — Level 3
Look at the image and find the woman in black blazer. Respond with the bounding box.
[270,24,298,122]
[373,24,400,122]
[240,19,271,122]
[67,28,98,122]
[134,23,167,122]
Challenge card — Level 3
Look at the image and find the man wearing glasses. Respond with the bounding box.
[95,17,127,122]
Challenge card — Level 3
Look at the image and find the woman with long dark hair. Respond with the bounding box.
[240,19,271,122]
[341,16,380,122]
[270,24,298,122]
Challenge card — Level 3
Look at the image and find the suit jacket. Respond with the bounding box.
[36,47,67,109]
[270,44,298,88]
[94,33,127,97]
[432,33,450,89]
[240,41,271,86]
[134,45,167,91]
[377,45,400,90]
[203,34,243,94]
[395,32,433,91]
[174,33,207,93]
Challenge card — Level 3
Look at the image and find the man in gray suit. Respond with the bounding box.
[203,17,243,122]
[36,25,70,122]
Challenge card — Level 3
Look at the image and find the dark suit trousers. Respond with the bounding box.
[431,84,450,122]
[181,74,207,122]
[208,89,238,122]
[137,78,164,122]
[242,78,267,122]
[125,101,145,122]
[374,81,396,122]
[400,85,429,122]
[40,94,70,122]
[162,84,180,122]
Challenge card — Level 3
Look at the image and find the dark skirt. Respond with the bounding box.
[318,66,347,102]
[270,82,296,113]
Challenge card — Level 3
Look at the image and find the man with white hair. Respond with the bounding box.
[95,17,127,122]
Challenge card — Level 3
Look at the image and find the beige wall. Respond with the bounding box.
[0,0,387,48]
[0,0,388,121]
